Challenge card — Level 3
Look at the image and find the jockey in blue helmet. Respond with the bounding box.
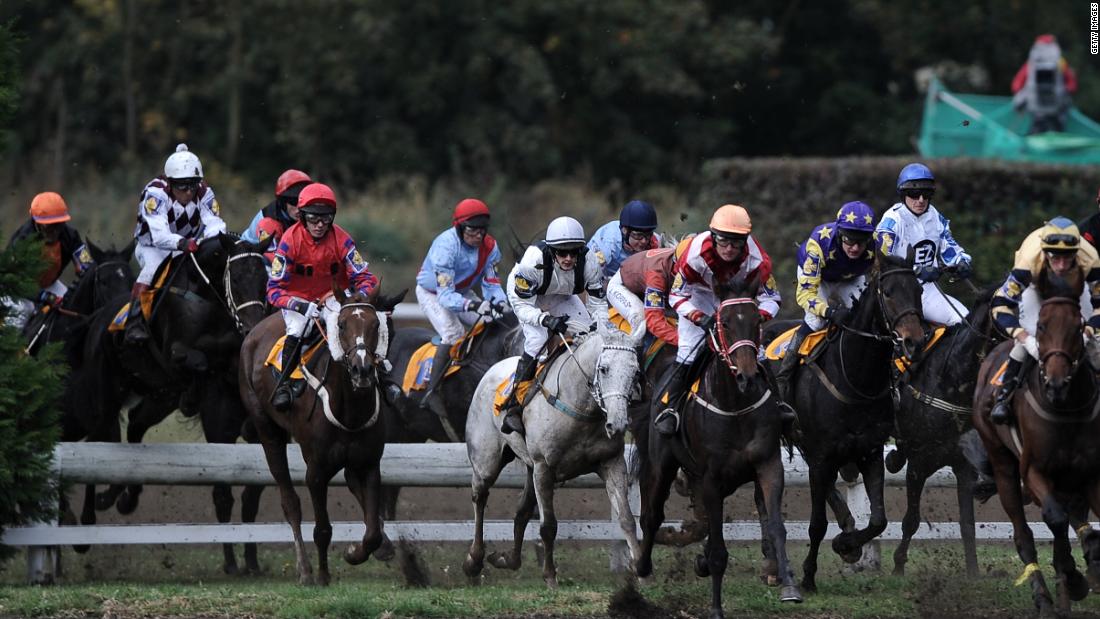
[587,200,660,283]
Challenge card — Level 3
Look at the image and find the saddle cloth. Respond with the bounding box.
[490,340,573,415]
[990,360,1009,387]
[893,326,948,373]
[264,335,326,380]
[607,307,677,335]
[763,326,828,361]
[107,264,174,332]
[401,321,488,393]
[607,307,673,370]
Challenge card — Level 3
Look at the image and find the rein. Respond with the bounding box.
[223,249,267,333]
[709,297,759,375]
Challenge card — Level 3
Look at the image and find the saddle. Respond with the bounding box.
[401,321,489,394]
[107,263,175,333]
[491,336,574,415]
[894,326,948,373]
[763,326,829,363]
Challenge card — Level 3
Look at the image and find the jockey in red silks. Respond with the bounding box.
[266,182,378,411]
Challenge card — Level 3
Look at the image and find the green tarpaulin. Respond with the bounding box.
[918,77,1100,164]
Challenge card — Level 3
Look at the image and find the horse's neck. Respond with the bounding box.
[703,358,761,405]
[64,270,95,313]
[545,335,600,407]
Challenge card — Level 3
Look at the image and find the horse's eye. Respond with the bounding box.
[599,365,608,374]
[338,320,346,330]
[1037,324,1045,333]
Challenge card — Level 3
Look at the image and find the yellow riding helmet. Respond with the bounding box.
[1039,217,1080,253]
[709,204,752,235]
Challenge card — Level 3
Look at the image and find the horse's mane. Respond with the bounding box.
[1037,266,1084,301]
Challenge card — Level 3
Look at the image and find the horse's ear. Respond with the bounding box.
[217,232,237,251]
[713,281,731,300]
[378,288,408,313]
[743,271,761,297]
[121,239,136,261]
[86,239,104,263]
[903,246,916,268]
[247,238,269,254]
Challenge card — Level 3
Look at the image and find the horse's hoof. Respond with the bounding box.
[223,562,240,576]
[708,608,725,619]
[780,585,803,603]
[462,554,484,577]
[800,577,817,593]
[374,538,396,562]
[298,572,313,586]
[839,463,860,483]
[635,557,653,579]
[762,574,779,587]
[316,571,331,587]
[694,554,710,578]
[73,544,90,554]
[344,544,368,566]
[884,449,906,474]
[1066,569,1090,602]
[892,564,905,576]
[94,493,116,512]
[544,575,558,589]
[115,490,140,515]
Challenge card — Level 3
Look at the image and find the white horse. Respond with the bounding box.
[462,324,643,587]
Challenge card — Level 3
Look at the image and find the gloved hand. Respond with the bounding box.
[687,310,715,332]
[826,305,852,325]
[490,299,508,319]
[541,314,570,335]
[37,290,61,308]
[1087,324,1099,338]
[177,238,200,254]
[915,265,941,283]
[471,299,495,318]
[293,300,321,319]
[952,261,973,280]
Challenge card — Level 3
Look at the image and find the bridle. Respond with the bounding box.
[222,248,267,334]
[591,341,639,411]
[838,266,921,344]
[90,259,132,310]
[1037,297,1086,386]
[709,297,759,375]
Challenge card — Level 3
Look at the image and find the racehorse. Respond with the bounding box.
[463,323,643,587]
[239,286,406,585]
[378,312,522,540]
[25,240,135,361]
[68,234,269,573]
[890,284,1002,576]
[778,253,925,592]
[973,270,1100,617]
[634,276,802,619]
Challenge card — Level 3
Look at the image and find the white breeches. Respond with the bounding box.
[921,281,968,326]
[415,284,479,345]
[521,294,591,358]
[606,272,646,337]
[135,244,176,286]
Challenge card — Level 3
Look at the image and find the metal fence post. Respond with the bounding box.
[26,445,62,584]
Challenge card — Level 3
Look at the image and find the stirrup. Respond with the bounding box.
[990,399,1013,425]
[654,408,680,436]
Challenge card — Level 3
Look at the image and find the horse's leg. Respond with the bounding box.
[304,462,335,586]
[892,464,929,575]
[532,461,559,588]
[599,455,641,568]
[211,483,239,575]
[989,446,1053,617]
[240,485,264,574]
[757,456,802,603]
[952,462,979,577]
[488,466,537,571]
[833,451,887,563]
[256,434,311,584]
[374,485,400,562]
[753,482,778,586]
[1083,482,1100,592]
[343,463,384,566]
[825,484,856,533]
[1026,470,1087,611]
[636,447,679,578]
[463,441,515,578]
[801,464,834,593]
[696,475,728,619]
[93,415,127,512]
[114,398,170,515]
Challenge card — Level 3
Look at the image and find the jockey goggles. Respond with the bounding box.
[839,230,872,245]
[551,247,582,257]
[302,212,334,225]
[170,179,200,193]
[1041,232,1079,252]
[903,189,934,200]
[711,231,747,248]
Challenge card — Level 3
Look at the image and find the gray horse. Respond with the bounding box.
[462,324,643,587]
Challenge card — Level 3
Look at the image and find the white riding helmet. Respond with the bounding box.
[545,216,586,250]
[164,143,204,180]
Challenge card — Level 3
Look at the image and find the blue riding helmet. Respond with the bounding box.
[619,200,658,231]
[897,163,935,191]
[835,201,875,233]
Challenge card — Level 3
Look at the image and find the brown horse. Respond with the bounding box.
[973,270,1100,618]
[238,285,406,585]
[635,275,802,619]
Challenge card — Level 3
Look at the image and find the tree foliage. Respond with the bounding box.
[0,1,1091,190]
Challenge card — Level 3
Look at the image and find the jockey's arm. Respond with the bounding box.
[582,247,608,324]
[479,247,507,306]
[642,269,678,344]
[506,258,544,327]
[937,215,971,269]
[140,194,185,251]
[342,242,378,296]
[991,269,1030,338]
[197,189,227,239]
[796,239,829,318]
[756,272,781,320]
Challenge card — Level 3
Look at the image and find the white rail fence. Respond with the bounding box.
[4,442,1032,585]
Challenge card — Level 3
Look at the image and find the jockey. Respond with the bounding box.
[241,169,312,261]
[655,204,783,435]
[415,198,508,418]
[605,235,694,347]
[587,200,660,284]
[3,192,94,328]
[266,182,378,411]
[988,217,1100,424]
[500,216,607,436]
[874,163,972,325]
[776,201,877,401]
[127,144,226,345]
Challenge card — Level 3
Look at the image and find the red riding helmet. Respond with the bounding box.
[275,169,312,198]
[297,183,337,215]
[452,198,490,227]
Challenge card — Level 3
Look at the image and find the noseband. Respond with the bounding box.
[710,297,759,375]
[1037,297,1085,385]
[223,249,267,333]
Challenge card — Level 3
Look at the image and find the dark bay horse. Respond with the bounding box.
[68,234,269,572]
[635,276,802,619]
[890,284,1003,576]
[239,286,406,585]
[974,271,1100,617]
[777,254,925,592]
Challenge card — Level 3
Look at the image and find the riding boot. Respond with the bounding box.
[123,283,151,345]
[501,353,536,436]
[272,335,302,412]
[761,361,799,440]
[776,324,810,404]
[990,355,1034,425]
[419,343,453,418]
[654,361,692,436]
